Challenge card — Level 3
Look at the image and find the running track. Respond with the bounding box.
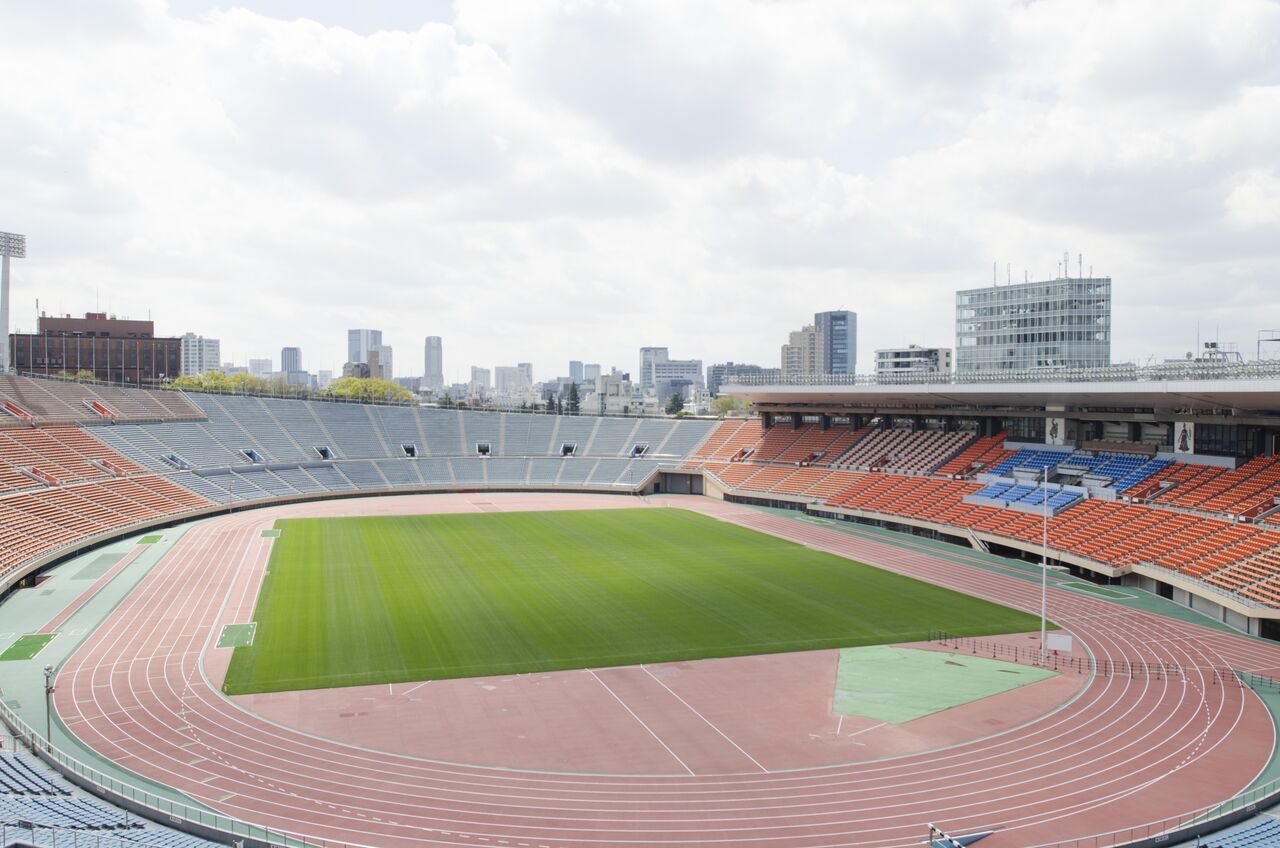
[52,493,1279,848]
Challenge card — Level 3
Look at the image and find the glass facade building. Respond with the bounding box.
[955,277,1111,373]
[814,310,857,375]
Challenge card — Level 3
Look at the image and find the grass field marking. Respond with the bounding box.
[216,623,256,649]
[587,669,694,776]
[640,664,767,772]
[0,634,57,661]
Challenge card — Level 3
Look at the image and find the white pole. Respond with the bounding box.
[0,254,9,373]
[1041,464,1049,663]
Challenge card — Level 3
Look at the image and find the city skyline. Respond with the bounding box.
[2,2,1278,377]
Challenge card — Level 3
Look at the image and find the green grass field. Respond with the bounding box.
[223,508,1043,695]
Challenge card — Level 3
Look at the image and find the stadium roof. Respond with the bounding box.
[723,363,1280,415]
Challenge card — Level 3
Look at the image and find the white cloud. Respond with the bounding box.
[0,0,1277,379]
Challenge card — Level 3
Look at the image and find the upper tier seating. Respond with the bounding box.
[830,428,974,473]
[935,433,1012,477]
[0,376,201,425]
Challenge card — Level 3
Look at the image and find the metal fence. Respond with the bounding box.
[0,700,318,848]
[929,630,1249,688]
[727,360,1280,387]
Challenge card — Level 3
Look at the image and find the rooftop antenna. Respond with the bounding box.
[993,261,997,286]
[1006,263,1011,285]
[1078,253,1083,279]
[1064,251,1070,279]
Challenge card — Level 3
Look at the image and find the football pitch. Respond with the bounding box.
[223,508,1043,695]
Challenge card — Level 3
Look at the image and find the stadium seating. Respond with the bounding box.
[1201,816,1280,848]
[935,433,1012,477]
[830,428,974,473]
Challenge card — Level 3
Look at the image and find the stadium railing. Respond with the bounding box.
[0,700,318,848]
[726,360,1280,386]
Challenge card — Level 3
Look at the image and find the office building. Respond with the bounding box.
[639,347,702,394]
[347,329,383,365]
[372,344,393,378]
[875,345,953,379]
[583,363,601,382]
[179,333,221,376]
[569,360,584,383]
[9,312,180,385]
[469,366,491,397]
[280,347,302,374]
[517,362,533,385]
[248,358,272,378]
[316,370,333,389]
[494,366,527,395]
[781,324,824,378]
[424,337,444,390]
[706,362,782,395]
[814,310,857,375]
[956,275,1112,373]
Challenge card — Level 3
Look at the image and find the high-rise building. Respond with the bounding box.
[347,329,382,365]
[955,275,1112,373]
[495,366,526,394]
[781,324,824,378]
[248,358,273,378]
[371,344,393,378]
[179,333,221,376]
[424,337,444,390]
[517,361,533,385]
[316,370,333,389]
[638,347,667,392]
[875,345,953,379]
[814,310,857,375]
[583,363,601,382]
[569,360,584,383]
[280,347,302,374]
[469,366,491,397]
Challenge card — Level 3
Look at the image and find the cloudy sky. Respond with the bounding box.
[2,0,1278,381]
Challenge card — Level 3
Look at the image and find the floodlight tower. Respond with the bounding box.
[0,231,27,374]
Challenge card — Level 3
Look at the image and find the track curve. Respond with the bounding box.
[52,493,1277,848]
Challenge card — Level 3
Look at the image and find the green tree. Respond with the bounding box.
[711,395,749,417]
[324,376,413,404]
[566,382,580,414]
[666,393,685,415]
[556,397,564,415]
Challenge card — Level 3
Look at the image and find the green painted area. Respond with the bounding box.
[72,553,122,581]
[216,623,256,648]
[260,529,281,539]
[224,508,1044,695]
[138,534,163,544]
[834,645,1058,723]
[0,634,56,661]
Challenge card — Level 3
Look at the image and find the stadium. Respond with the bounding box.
[2,365,1280,848]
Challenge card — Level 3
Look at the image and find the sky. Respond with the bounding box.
[1,0,1278,382]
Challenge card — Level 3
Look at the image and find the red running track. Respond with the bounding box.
[52,493,1278,848]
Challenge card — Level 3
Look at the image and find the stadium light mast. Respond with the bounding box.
[0,231,27,374]
[1040,465,1049,663]
[43,663,54,750]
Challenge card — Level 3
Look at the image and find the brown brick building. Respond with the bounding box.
[8,312,181,385]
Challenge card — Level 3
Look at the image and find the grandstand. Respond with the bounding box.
[3,370,1280,848]
[5,369,1280,637]
[0,376,716,591]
